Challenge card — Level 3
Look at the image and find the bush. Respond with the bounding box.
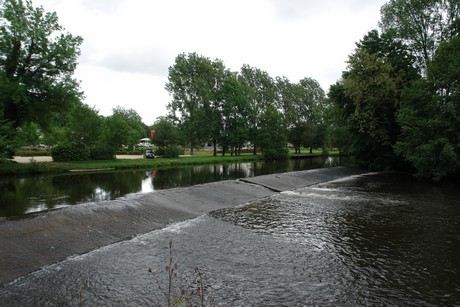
[156,146,183,158]
[52,141,90,162]
[262,147,289,160]
[89,145,116,160]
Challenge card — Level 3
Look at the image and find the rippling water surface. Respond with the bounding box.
[1,172,459,305]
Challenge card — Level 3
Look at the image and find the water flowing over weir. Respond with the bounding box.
[1,167,460,305]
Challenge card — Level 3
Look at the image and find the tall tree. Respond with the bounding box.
[151,116,182,149]
[103,107,146,150]
[219,72,251,155]
[380,0,460,74]
[166,53,218,155]
[343,30,418,169]
[257,105,288,160]
[0,0,83,129]
[395,35,460,180]
[240,65,277,154]
[67,103,102,147]
[277,76,325,154]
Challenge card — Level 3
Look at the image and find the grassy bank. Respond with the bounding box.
[0,153,263,175]
[1,149,339,176]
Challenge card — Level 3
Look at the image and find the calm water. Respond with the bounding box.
[0,157,347,217]
[1,172,459,305]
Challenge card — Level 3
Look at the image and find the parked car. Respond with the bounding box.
[143,149,155,159]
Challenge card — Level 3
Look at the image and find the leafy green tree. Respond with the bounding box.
[67,103,102,147]
[0,0,83,129]
[395,35,460,180]
[257,105,288,160]
[327,82,354,155]
[240,65,277,154]
[151,116,182,148]
[0,117,14,161]
[219,72,251,155]
[276,76,325,154]
[342,30,418,169]
[380,0,460,73]
[166,53,219,155]
[103,107,146,151]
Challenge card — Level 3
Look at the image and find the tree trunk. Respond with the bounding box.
[213,139,217,156]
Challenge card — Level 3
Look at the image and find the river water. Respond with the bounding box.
[1,171,459,305]
[0,157,346,217]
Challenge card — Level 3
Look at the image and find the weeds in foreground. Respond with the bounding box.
[149,240,213,307]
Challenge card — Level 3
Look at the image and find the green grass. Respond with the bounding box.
[0,153,263,175]
[1,148,341,176]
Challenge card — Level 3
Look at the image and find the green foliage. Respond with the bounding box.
[380,0,459,73]
[102,107,146,151]
[166,53,224,153]
[0,118,14,161]
[258,105,289,160]
[51,141,90,162]
[0,0,83,130]
[219,72,251,154]
[152,117,182,148]
[277,76,326,153]
[395,37,460,180]
[89,144,116,160]
[336,29,419,170]
[68,103,103,147]
[156,146,183,158]
[240,65,277,154]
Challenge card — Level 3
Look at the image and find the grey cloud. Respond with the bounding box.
[95,48,171,77]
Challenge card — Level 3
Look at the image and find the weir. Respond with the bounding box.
[0,166,366,285]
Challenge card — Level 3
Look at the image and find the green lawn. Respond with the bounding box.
[1,148,340,176]
[0,153,263,175]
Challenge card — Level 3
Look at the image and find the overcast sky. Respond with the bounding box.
[34,0,388,125]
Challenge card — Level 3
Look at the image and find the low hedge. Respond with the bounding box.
[52,141,90,162]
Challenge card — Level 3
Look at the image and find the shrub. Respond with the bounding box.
[89,145,116,160]
[262,147,289,160]
[52,141,90,162]
[156,146,182,158]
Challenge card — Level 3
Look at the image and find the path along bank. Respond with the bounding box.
[0,166,366,285]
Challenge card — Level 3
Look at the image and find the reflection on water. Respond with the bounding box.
[1,172,458,305]
[0,157,349,217]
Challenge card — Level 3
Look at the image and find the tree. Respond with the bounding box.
[103,107,146,151]
[395,35,460,180]
[151,116,182,148]
[257,105,288,160]
[0,116,14,161]
[67,103,102,147]
[327,81,354,155]
[219,72,251,155]
[0,0,83,129]
[166,53,219,155]
[240,65,277,154]
[380,0,460,74]
[342,30,418,169]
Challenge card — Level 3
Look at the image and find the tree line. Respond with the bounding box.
[1,0,459,180]
[330,0,459,180]
[165,53,326,159]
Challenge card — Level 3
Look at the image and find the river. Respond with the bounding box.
[1,170,459,305]
[0,156,347,217]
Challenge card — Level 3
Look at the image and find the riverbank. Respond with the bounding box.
[1,151,341,176]
[0,166,366,285]
[1,153,263,175]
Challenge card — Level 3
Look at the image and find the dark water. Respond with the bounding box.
[0,157,347,217]
[1,172,459,305]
